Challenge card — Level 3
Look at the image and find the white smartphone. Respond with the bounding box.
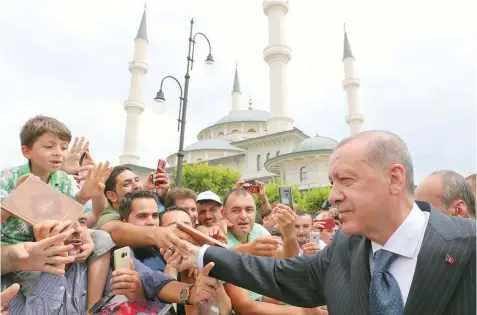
[113,246,131,270]
[310,231,321,245]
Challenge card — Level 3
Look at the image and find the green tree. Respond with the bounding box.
[174,163,241,199]
[301,186,331,214]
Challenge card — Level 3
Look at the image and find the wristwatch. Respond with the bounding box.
[179,284,193,305]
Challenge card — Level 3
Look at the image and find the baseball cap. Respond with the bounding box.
[196,190,222,205]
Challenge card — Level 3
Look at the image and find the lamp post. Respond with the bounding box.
[153,18,214,187]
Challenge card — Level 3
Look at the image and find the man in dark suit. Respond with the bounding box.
[168,130,476,315]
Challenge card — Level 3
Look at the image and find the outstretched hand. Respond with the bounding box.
[61,136,91,175]
[188,262,220,304]
[77,161,112,203]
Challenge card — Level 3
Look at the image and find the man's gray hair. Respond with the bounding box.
[334,130,415,194]
[432,170,476,219]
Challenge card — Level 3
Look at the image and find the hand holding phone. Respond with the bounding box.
[314,217,335,230]
[114,247,131,270]
[153,159,167,185]
[243,180,260,194]
[279,186,293,209]
[309,231,321,245]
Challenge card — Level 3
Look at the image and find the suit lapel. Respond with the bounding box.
[350,236,371,315]
[404,207,472,315]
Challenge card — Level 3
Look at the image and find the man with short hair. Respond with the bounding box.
[416,170,475,219]
[118,190,166,272]
[172,130,476,315]
[196,191,223,227]
[97,166,195,253]
[164,188,199,225]
[466,173,476,199]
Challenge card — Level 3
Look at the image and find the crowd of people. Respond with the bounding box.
[0,115,475,315]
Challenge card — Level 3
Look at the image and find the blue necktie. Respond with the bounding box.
[369,249,404,315]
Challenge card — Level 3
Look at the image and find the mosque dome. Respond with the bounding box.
[292,134,338,153]
[213,109,270,125]
[185,139,244,152]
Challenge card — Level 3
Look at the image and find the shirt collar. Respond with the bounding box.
[23,161,58,185]
[371,202,426,259]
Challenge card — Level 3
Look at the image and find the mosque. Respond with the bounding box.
[118,1,364,190]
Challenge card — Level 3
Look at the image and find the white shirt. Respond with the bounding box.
[369,202,429,305]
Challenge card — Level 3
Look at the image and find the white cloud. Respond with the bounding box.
[0,0,475,181]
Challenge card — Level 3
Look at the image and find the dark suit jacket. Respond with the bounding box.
[204,202,476,315]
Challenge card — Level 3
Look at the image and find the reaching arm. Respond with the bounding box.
[225,284,306,315]
[103,220,159,248]
[203,243,332,308]
[85,195,108,228]
[279,228,300,258]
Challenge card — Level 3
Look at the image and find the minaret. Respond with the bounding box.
[263,0,294,134]
[119,5,149,165]
[342,25,364,135]
[231,63,242,111]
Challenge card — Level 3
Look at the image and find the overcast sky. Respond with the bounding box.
[0,0,475,183]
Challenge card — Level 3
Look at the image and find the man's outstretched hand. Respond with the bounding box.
[161,237,201,272]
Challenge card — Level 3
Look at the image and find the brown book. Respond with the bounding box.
[1,175,85,226]
[176,221,229,248]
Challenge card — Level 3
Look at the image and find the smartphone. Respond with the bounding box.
[87,292,114,314]
[113,247,131,270]
[157,159,167,171]
[153,159,167,185]
[79,152,86,166]
[315,217,335,230]
[279,186,293,208]
[244,179,260,194]
[310,231,321,245]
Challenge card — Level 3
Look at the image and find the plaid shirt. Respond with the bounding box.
[0,163,76,244]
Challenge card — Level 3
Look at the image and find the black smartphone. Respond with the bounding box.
[87,292,114,314]
[279,186,293,208]
[79,152,86,166]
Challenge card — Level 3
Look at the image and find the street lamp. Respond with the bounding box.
[153,18,214,187]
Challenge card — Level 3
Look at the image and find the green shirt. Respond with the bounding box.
[0,163,77,244]
[95,205,120,229]
[226,223,271,301]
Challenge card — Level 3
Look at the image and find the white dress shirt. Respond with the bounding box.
[199,203,429,306]
[369,202,429,305]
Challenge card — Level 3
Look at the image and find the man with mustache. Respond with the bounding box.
[196,191,223,228]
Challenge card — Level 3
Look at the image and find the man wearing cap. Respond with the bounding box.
[196,191,223,228]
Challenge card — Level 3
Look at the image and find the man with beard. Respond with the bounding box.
[294,211,321,255]
[196,191,223,228]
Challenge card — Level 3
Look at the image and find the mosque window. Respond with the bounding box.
[231,129,239,134]
[217,132,224,136]
[266,153,271,161]
[257,155,262,171]
[300,167,307,182]
[247,128,257,133]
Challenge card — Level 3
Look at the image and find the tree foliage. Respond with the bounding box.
[175,164,330,215]
[301,186,331,214]
[174,163,241,199]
